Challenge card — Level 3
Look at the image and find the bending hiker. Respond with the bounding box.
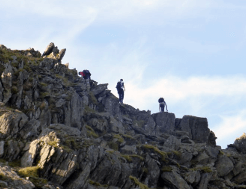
[158,97,168,112]
[116,79,125,104]
[79,69,91,91]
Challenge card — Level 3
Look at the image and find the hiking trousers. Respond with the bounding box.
[118,90,124,103]
[160,104,165,112]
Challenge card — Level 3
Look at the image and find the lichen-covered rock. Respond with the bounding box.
[42,42,55,56]
[58,48,66,61]
[161,166,191,189]
[91,83,108,96]
[198,173,212,189]
[164,135,181,150]
[177,115,213,144]
[233,133,246,153]
[0,111,28,138]
[183,170,200,185]
[20,119,41,140]
[4,140,23,161]
[21,140,40,167]
[215,155,234,177]
[144,154,160,188]
[0,165,35,189]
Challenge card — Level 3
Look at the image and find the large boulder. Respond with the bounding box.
[233,133,246,153]
[21,140,40,167]
[91,84,108,96]
[161,166,191,189]
[198,173,212,189]
[0,111,28,139]
[152,112,175,135]
[0,165,35,189]
[144,154,160,188]
[176,115,213,144]
[215,155,234,177]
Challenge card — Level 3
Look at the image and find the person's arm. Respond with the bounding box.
[122,82,125,91]
[166,103,168,111]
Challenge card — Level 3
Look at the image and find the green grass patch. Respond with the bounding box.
[89,92,98,105]
[0,173,9,181]
[84,106,96,113]
[121,154,144,163]
[40,82,48,87]
[55,74,71,87]
[162,166,173,172]
[88,179,108,187]
[0,158,7,164]
[219,150,225,155]
[106,150,115,154]
[191,166,212,173]
[107,141,119,151]
[129,176,150,189]
[86,125,99,138]
[167,150,182,159]
[0,64,5,74]
[113,134,124,143]
[0,48,14,63]
[142,167,148,173]
[29,177,48,188]
[40,92,50,98]
[11,86,18,94]
[18,166,48,188]
[130,154,144,161]
[18,166,39,178]
[142,144,167,161]
[47,140,59,148]
[121,155,132,162]
[123,134,135,140]
[64,136,81,150]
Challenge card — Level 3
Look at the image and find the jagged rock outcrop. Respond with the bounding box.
[42,42,66,62]
[0,43,246,189]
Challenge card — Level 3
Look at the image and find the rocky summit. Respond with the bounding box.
[0,43,245,189]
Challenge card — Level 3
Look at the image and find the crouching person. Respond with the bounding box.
[79,69,91,91]
[158,97,168,112]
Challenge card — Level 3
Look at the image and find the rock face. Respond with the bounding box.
[0,43,245,189]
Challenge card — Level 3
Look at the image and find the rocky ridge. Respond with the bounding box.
[0,43,245,189]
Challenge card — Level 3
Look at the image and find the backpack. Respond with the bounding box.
[116,81,122,90]
[79,71,85,77]
[83,70,91,76]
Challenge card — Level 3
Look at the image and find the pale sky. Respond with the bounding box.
[1,0,246,148]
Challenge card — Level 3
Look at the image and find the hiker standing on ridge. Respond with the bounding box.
[158,97,168,112]
[116,79,125,104]
[79,69,91,91]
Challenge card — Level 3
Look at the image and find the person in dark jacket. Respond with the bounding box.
[158,97,168,112]
[116,79,125,104]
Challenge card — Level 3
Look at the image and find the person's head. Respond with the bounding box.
[120,79,123,81]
